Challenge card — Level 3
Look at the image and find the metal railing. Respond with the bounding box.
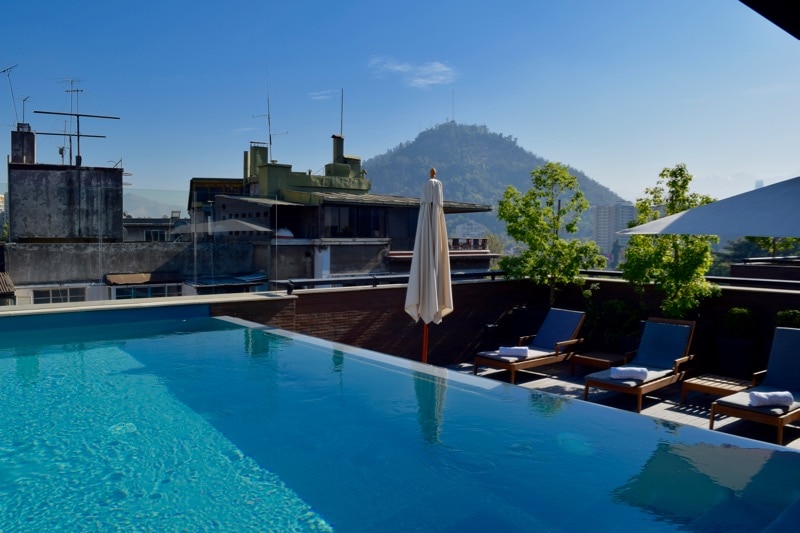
[584,269,800,291]
[273,269,800,295]
[272,270,505,294]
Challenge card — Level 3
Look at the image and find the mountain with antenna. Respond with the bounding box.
[365,121,626,239]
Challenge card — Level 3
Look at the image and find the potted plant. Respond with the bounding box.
[776,309,800,329]
[583,298,643,353]
[714,307,756,379]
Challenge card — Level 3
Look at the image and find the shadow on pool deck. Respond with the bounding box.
[450,361,800,451]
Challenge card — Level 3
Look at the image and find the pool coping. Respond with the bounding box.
[0,291,295,318]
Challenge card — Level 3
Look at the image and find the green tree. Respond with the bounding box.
[709,238,766,276]
[621,164,719,318]
[744,237,800,258]
[485,233,505,269]
[497,161,606,305]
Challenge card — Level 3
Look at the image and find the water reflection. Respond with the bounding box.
[332,349,344,374]
[529,389,569,417]
[612,441,800,531]
[243,327,293,357]
[414,370,447,444]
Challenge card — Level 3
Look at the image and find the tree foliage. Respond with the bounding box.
[621,164,719,318]
[708,238,766,276]
[497,162,606,305]
[744,237,800,258]
[709,237,800,276]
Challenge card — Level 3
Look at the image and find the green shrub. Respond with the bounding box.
[776,309,800,329]
[584,298,643,351]
[722,307,754,338]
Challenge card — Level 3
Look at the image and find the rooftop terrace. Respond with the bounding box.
[462,361,800,450]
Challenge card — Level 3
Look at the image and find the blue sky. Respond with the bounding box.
[2,0,798,202]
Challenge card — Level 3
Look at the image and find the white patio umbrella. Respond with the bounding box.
[404,168,454,363]
[619,176,800,238]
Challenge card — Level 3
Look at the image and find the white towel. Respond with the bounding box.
[609,366,648,380]
[749,390,794,407]
[498,346,529,357]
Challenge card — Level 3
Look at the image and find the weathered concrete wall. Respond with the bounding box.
[3,238,387,286]
[330,242,388,274]
[265,240,390,279]
[4,241,255,284]
[8,165,123,242]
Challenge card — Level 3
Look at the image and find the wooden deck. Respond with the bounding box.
[456,360,800,450]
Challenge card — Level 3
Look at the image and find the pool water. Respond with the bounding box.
[2,311,800,531]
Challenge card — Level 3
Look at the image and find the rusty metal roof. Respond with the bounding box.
[307,192,493,214]
[217,192,490,213]
[0,272,15,296]
[106,272,182,285]
[215,195,302,207]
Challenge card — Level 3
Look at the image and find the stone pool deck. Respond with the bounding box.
[453,361,800,450]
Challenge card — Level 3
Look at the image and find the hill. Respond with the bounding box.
[123,192,185,219]
[364,122,627,239]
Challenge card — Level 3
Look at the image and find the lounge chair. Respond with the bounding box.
[710,327,800,445]
[473,308,585,384]
[583,318,695,412]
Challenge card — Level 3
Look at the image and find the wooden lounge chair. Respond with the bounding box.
[473,308,585,384]
[710,327,800,445]
[583,318,695,412]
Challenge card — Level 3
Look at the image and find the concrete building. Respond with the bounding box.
[593,203,636,268]
[3,123,494,305]
[185,135,495,283]
[4,123,260,304]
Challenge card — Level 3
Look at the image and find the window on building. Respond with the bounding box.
[144,230,167,242]
[113,284,182,300]
[323,206,386,238]
[33,287,86,304]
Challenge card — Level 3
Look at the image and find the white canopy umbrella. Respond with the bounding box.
[405,168,454,363]
[619,176,800,238]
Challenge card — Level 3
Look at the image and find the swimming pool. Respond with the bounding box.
[2,306,800,531]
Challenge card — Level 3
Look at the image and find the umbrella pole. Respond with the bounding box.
[422,323,429,364]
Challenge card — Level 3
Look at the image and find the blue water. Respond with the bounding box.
[2,313,800,532]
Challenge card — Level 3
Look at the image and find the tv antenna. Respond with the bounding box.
[34,109,119,166]
[21,96,31,123]
[1,64,19,123]
[253,72,287,161]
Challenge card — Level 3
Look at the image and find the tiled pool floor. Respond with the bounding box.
[457,361,800,450]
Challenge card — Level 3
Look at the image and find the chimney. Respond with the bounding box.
[10,123,35,164]
[332,134,344,163]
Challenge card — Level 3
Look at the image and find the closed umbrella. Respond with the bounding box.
[405,168,454,363]
[619,176,800,238]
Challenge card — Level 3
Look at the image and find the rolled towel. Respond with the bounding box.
[609,366,649,380]
[749,390,794,407]
[498,346,529,357]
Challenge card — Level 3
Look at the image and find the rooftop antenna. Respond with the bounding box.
[1,64,19,123]
[253,65,287,161]
[267,87,274,157]
[21,96,30,123]
[65,80,83,163]
[34,109,119,166]
[340,88,344,135]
